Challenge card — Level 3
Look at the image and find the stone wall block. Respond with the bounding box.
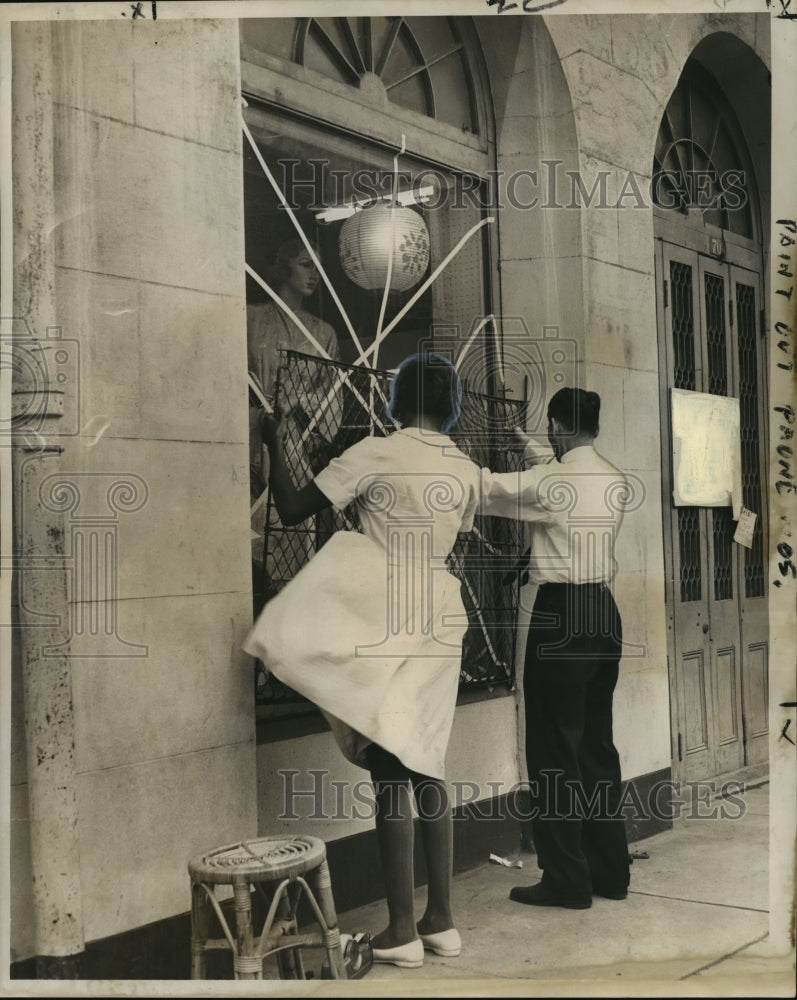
[561,52,663,176]
[613,663,672,778]
[76,743,257,942]
[583,260,657,372]
[52,20,135,123]
[45,437,251,603]
[608,15,688,108]
[53,110,242,296]
[71,593,255,774]
[132,20,241,153]
[545,13,614,64]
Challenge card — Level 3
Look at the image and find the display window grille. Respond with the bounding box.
[240,15,516,720]
[253,351,526,709]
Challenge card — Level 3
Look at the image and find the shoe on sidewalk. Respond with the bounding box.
[372,938,424,969]
[592,885,628,900]
[419,928,461,957]
[509,883,592,910]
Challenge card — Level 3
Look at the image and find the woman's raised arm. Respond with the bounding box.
[261,412,331,526]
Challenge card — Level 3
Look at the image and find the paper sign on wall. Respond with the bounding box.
[733,506,757,548]
[671,389,743,519]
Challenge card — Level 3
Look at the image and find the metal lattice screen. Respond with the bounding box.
[254,350,526,707]
[736,281,765,599]
[704,271,734,603]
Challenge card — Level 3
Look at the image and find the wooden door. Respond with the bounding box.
[656,242,768,780]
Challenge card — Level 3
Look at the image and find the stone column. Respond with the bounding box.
[11,20,85,975]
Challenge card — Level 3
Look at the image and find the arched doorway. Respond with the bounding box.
[653,58,769,782]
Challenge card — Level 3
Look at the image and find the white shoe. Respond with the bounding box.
[372,938,424,969]
[419,928,461,957]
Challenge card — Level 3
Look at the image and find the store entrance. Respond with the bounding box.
[655,238,768,781]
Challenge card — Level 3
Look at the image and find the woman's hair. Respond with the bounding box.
[547,387,601,436]
[265,238,318,289]
[388,352,463,432]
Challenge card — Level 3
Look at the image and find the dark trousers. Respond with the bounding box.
[524,582,630,898]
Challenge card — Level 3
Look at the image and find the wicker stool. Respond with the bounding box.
[188,835,347,980]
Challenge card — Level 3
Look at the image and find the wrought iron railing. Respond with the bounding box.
[253,350,526,708]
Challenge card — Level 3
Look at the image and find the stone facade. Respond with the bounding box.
[10,18,256,964]
[8,9,772,970]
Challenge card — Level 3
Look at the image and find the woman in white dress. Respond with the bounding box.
[245,353,480,969]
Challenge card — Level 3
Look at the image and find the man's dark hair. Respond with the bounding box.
[547,387,601,436]
[388,352,463,432]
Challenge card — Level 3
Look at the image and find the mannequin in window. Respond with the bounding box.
[248,239,343,608]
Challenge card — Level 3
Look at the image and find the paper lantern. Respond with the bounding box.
[339,202,430,292]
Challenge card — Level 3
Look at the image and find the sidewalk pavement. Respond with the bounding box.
[303,777,794,996]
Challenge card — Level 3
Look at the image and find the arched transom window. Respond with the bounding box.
[653,63,756,240]
[245,16,480,136]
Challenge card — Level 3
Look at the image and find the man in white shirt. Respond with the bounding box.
[481,387,630,909]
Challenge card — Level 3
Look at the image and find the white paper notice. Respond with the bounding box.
[671,389,743,517]
[734,506,758,549]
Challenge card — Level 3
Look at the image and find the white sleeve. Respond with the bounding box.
[479,467,553,523]
[314,437,376,510]
[523,439,556,467]
[458,465,481,534]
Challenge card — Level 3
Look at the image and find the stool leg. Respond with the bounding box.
[190,881,210,980]
[232,878,260,980]
[275,888,305,980]
[314,861,346,979]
